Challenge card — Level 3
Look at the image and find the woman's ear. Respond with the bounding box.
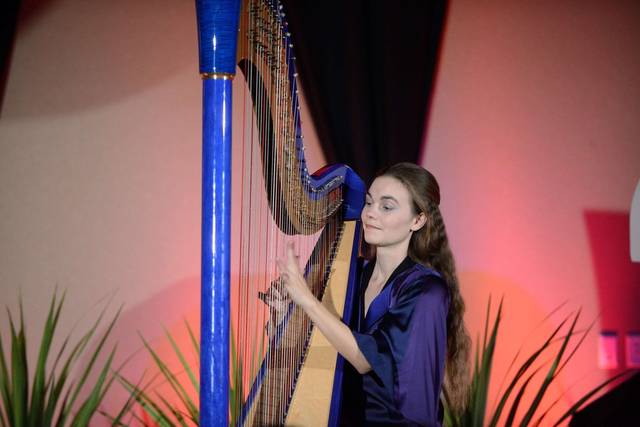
[411,212,427,232]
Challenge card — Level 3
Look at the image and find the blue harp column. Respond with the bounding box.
[195,1,241,426]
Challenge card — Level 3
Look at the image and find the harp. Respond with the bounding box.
[195,1,365,426]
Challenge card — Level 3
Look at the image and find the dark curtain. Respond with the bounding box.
[281,0,448,185]
[0,0,21,117]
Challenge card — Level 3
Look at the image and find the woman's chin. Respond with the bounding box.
[363,235,380,246]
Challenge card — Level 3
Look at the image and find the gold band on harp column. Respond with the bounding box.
[201,72,235,80]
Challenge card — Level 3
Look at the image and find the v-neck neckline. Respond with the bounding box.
[361,256,415,320]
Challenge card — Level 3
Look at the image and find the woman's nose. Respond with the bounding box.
[364,206,376,219]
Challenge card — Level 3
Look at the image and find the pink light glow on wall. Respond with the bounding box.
[425,0,640,422]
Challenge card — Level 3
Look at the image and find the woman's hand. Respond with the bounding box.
[276,242,318,311]
[277,242,371,374]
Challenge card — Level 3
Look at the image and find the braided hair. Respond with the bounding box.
[377,162,470,412]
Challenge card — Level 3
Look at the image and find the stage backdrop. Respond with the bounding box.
[0,0,638,425]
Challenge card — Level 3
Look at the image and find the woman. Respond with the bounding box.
[277,162,470,426]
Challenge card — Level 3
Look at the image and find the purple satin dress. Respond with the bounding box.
[349,257,449,426]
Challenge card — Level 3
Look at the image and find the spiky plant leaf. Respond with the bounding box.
[487,314,571,427]
[139,333,198,421]
[518,311,581,426]
[504,367,541,427]
[154,391,192,427]
[69,345,119,427]
[29,290,65,427]
[470,297,502,426]
[163,328,198,395]
[61,305,122,423]
[9,305,28,427]
[1,291,120,427]
[185,321,199,365]
[116,374,174,426]
[0,333,14,426]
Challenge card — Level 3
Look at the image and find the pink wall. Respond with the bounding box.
[425,0,640,421]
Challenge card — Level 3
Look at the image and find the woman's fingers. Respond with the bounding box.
[277,242,304,296]
[286,241,298,264]
[274,243,319,311]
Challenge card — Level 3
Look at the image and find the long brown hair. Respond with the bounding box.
[378,162,470,412]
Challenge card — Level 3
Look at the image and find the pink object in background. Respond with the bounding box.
[625,331,640,368]
[598,331,619,369]
[631,180,640,262]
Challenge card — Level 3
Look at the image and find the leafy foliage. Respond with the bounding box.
[443,297,630,427]
[0,290,121,427]
[111,320,263,427]
[109,321,201,427]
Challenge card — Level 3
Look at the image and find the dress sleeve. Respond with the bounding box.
[353,275,449,425]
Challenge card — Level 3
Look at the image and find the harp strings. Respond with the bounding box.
[232,1,344,425]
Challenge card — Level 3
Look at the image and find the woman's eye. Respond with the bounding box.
[382,205,393,211]
[364,200,372,206]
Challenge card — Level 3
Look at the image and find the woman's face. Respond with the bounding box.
[361,176,425,249]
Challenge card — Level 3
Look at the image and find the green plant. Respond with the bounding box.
[110,321,201,427]
[443,297,630,427]
[0,290,121,427]
[111,321,261,427]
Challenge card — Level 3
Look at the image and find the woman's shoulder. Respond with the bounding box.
[395,262,448,298]
[412,262,443,280]
[400,261,445,284]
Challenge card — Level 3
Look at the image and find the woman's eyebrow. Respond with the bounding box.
[366,192,398,203]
